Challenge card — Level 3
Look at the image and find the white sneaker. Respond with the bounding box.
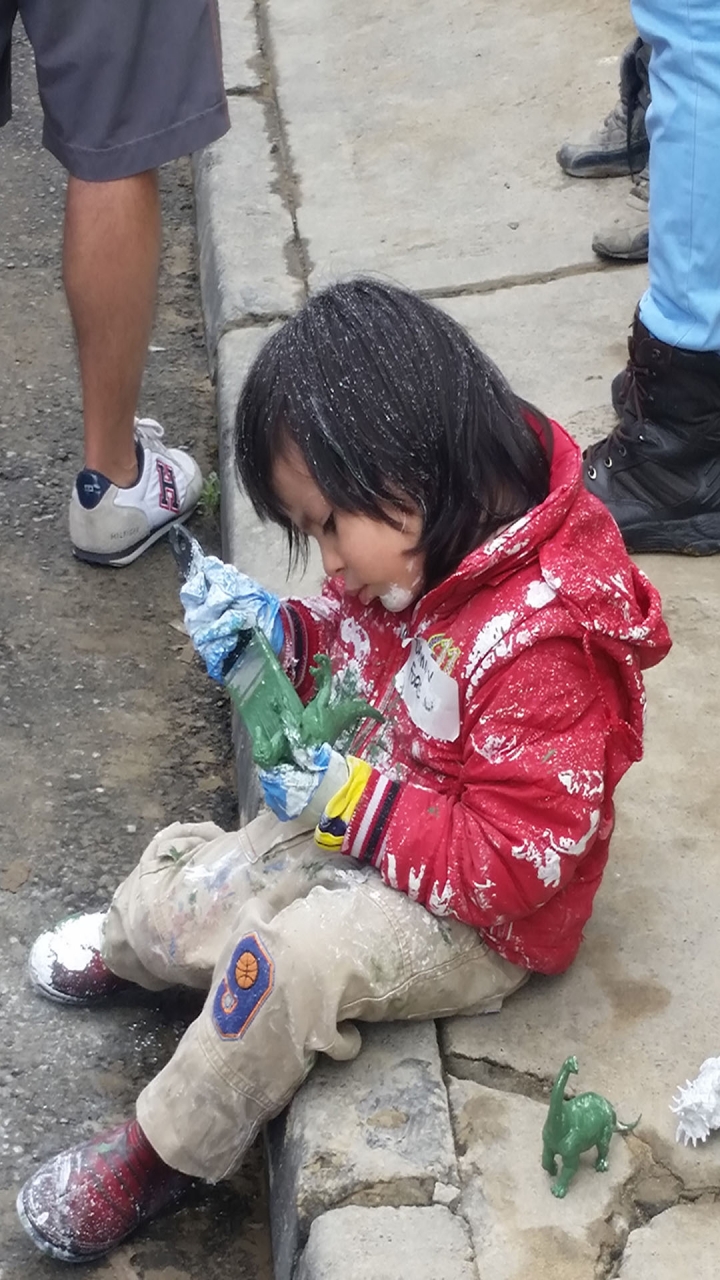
[69,417,203,566]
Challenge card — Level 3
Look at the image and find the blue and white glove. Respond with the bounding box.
[259,743,350,823]
[180,538,285,682]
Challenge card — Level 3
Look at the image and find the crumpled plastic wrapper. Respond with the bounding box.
[259,742,332,820]
[671,1057,720,1146]
[179,539,284,681]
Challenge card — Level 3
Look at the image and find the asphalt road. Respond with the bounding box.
[0,30,271,1280]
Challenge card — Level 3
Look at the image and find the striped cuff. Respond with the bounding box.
[343,770,401,865]
[279,603,310,691]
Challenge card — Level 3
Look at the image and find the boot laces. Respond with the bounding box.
[624,81,643,176]
[631,163,649,199]
[602,100,627,137]
[585,364,649,478]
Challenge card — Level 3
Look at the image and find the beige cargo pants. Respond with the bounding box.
[103,811,528,1182]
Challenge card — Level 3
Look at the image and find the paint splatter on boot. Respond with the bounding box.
[17,1119,194,1262]
[28,911,132,1005]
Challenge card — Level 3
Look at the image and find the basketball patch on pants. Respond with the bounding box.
[213,933,275,1040]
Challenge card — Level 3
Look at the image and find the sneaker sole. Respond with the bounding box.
[17,1187,109,1264]
[28,967,102,1006]
[623,514,720,556]
[28,958,133,1007]
[72,509,195,568]
[560,160,638,179]
[592,245,648,263]
[556,146,649,180]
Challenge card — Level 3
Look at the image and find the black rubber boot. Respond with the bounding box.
[583,315,720,554]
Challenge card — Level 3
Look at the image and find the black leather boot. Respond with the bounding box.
[583,315,720,554]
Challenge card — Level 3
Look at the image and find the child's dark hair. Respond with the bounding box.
[235,278,551,590]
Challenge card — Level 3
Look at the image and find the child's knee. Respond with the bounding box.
[104,821,232,982]
[208,896,360,1062]
[242,887,371,1013]
[138,820,228,876]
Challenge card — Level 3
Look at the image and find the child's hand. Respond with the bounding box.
[259,744,350,823]
[260,746,373,855]
[180,547,284,682]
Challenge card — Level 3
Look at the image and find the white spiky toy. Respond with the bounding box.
[671,1057,720,1146]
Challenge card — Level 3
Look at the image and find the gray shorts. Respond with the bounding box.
[0,0,229,180]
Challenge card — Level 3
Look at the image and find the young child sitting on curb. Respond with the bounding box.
[17,279,670,1262]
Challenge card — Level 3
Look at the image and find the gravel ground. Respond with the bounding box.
[0,29,272,1280]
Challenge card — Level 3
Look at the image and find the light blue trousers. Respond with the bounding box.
[632,0,720,351]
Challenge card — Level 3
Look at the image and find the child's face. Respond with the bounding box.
[273,444,425,612]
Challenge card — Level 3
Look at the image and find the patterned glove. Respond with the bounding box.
[314,756,373,850]
[259,745,371,841]
[180,541,284,682]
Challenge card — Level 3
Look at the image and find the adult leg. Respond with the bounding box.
[633,0,720,350]
[0,3,17,128]
[583,0,720,554]
[64,172,161,487]
[19,0,229,564]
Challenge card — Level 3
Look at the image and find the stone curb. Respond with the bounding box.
[192,96,300,373]
[295,1204,477,1280]
[267,1022,461,1280]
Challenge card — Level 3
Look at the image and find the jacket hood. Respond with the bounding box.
[415,418,671,672]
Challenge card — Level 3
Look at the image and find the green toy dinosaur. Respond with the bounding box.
[299,654,384,750]
[542,1056,640,1198]
[226,632,384,770]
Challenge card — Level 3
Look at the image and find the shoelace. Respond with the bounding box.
[134,417,166,451]
[601,100,627,138]
[624,80,644,178]
[585,365,648,478]
[631,164,649,200]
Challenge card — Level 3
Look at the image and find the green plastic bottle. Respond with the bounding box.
[223,628,305,769]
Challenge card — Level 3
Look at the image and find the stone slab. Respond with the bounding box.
[267,1021,458,1280]
[441,553,720,1190]
[448,1077,636,1280]
[216,326,323,597]
[270,0,638,290]
[216,328,323,821]
[295,1205,476,1280]
[618,1203,720,1280]
[216,326,315,598]
[219,0,261,91]
[193,97,302,361]
[438,266,647,444]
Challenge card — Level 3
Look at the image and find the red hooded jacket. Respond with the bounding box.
[280,422,671,974]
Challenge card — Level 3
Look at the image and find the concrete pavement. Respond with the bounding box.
[197,1,720,1275]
